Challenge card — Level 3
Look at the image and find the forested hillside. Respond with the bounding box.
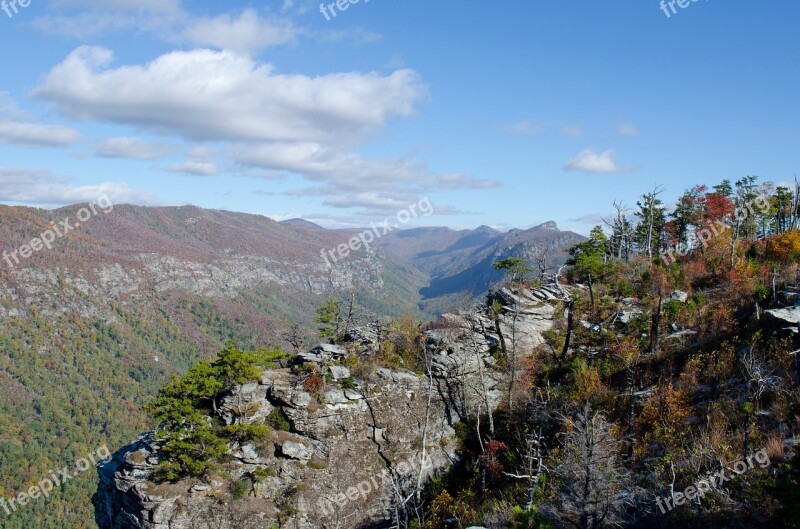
[0,205,427,529]
[397,176,800,528]
[0,203,580,528]
[97,175,800,529]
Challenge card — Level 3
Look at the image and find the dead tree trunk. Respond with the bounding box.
[649,293,662,355]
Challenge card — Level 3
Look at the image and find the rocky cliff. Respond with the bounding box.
[94,285,565,529]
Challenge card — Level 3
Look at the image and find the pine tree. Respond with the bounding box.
[314,298,343,340]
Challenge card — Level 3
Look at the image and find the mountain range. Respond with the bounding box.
[0,203,582,528]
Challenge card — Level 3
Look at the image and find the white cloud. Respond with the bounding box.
[32,46,491,214]
[0,168,159,206]
[235,142,419,184]
[168,160,219,177]
[34,0,183,38]
[618,123,640,137]
[0,121,80,147]
[235,142,499,211]
[183,9,298,55]
[35,47,427,144]
[563,149,634,174]
[95,137,176,160]
[561,125,582,138]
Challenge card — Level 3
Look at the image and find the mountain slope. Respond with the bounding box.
[375,221,585,312]
[0,204,427,529]
[0,204,582,528]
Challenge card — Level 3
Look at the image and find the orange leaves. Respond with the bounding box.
[766,231,800,263]
[302,373,325,396]
[640,385,693,450]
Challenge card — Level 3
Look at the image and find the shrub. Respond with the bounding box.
[230,477,253,500]
[663,299,683,318]
[303,373,325,396]
[767,231,800,262]
[266,407,291,431]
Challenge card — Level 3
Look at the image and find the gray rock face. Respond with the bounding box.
[328,365,351,380]
[95,284,564,529]
[296,343,347,364]
[280,440,312,461]
[765,306,800,325]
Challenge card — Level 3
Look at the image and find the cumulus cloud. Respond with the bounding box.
[34,47,427,144]
[0,168,159,206]
[563,149,634,174]
[95,137,176,160]
[183,9,298,55]
[31,47,490,214]
[0,121,80,147]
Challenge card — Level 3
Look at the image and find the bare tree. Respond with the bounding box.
[282,323,304,354]
[740,344,784,457]
[544,403,637,529]
[504,415,549,511]
[604,200,633,262]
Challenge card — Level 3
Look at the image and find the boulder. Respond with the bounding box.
[280,440,313,461]
[669,290,689,303]
[617,309,644,324]
[328,365,351,380]
[296,343,348,364]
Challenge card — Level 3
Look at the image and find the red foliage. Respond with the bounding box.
[705,193,734,223]
[485,440,509,454]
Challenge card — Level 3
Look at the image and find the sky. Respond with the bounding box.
[0,0,796,234]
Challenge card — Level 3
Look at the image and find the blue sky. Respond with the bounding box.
[0,0,796,234]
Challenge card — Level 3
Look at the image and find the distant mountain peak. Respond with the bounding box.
[280,218,325,231]
[474,225,500,234]
[533,221,559,230]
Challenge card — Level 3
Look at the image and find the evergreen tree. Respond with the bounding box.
[144,342,285,481]
[314,298,343,340]
[568,226,610,309]
[493,257,534,284]
[772,186,794,234]
[671,185,706,246]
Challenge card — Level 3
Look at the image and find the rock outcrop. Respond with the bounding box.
[95,285,563,529]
